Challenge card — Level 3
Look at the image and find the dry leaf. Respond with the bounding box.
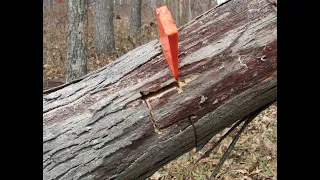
[234,169,247,174]
[43,64,51,69]
[249,167,263,175]
[150,172,161,180]
[241,176,252,180]
[261,138,276,156]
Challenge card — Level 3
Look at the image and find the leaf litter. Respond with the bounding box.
[150,103,277,180]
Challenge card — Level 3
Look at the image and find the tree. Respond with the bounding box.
[66,0,88,83]
[208,0,212,10]
[177,0,187,27]
[179,0,183,25]
[129,0,142,36]
[43,0,277,179]
[94,0,115,56]
[188,0,192,21]
[175,0,180,27]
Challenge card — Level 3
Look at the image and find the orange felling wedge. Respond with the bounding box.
[156,6,179,81]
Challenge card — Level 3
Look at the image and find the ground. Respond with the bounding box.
[149,103,277,180]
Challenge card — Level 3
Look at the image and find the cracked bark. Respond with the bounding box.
[94,0,115,56]
[129,0,142,36]
[43,0,277,179]
[66,0,88,83]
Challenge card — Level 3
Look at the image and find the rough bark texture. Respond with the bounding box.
[179,0,184,26]
[43,0,277,179]
[66,0,88,83]
[129,0,142,36]
[175,0,180,27]
[94,0,115,55]
[188,0,192,21]
[208,0,212,10]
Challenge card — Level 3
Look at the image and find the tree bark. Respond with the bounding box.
[188,0,192,21]
[66,0,88,83]
[129,0,142,36]
[43,0,277,179]
[94,0,115,56]
[179,0,184,26]
[175,0,180,27]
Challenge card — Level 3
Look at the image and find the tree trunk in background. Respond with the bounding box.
[208,0,212,10]
[66,0,88,83]
[129,0,142,36]
[50,0,54,11]
[94,0,115,56]
[180,0,184,24]
[188,0,192,21]
[114,0,121,11]
[175,0,180,27]
[43,0,277,179]
[166,0,175,24]
[43,0,52,10]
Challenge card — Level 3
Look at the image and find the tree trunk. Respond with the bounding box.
[94,0,115,56]
[175,0,180,27]
[66,0,88,83]
[129,0,142,36]
[188,0,192,21]
[179,0,184,25]
[208,0,212,10]
[43,0,277,179]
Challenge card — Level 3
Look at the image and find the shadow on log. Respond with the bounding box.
[43,0,277,179]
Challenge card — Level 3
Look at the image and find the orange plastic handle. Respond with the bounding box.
[156,6,179,81]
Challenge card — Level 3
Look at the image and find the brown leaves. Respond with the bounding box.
[151,103,277,180]
[44,1,160,90]
[261,137,276,157]
[150,172,161,180]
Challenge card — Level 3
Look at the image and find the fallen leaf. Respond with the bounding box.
[261,137,276,156]
[150,172,161,180]
[249,167,263,175]
[241,176,252,180]
[43,64,51,69]
[234,169,247,174]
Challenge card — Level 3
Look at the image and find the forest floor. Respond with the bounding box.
[43,6,159,89]
[149,103,277,180]
[43,6,277,180]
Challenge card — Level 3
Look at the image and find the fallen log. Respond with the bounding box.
[43,0,277,179]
